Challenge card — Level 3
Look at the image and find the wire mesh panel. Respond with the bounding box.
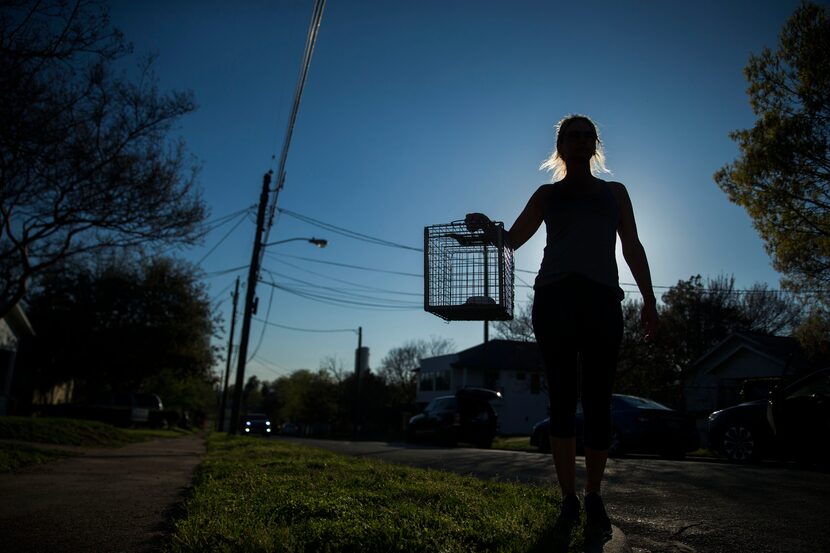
[424,220,515,321]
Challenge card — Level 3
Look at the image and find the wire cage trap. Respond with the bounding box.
[424,220,515,321]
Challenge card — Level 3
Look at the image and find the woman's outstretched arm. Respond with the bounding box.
[466,185,548,250]
[612,182,659,341]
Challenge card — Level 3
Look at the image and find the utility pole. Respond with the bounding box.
[218,276,240,432]
[228,0,326,435]
[230,171,272,435]
[353,326,362,438]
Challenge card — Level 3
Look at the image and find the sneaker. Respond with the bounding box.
[558,493,581,524]
[584,492,612,538]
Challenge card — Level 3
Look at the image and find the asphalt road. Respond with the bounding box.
[277,436,830,553]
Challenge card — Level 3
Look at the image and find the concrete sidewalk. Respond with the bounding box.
[0,435,205,553]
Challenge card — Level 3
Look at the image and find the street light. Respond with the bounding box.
[228,226,329,435]
[264,237,328,248]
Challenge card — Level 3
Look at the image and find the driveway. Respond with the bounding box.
[0,435,205,553]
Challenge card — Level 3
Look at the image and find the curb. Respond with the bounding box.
[606,525,632,553]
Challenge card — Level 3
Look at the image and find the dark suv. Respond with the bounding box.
[708,367,830,463]
[405,388,500,448]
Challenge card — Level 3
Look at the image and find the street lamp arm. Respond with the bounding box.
[263,237,328,248]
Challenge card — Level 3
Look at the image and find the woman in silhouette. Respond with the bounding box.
[467,114,658,537]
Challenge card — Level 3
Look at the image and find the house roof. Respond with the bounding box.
[450,339,543,371]
[686,331,828,380]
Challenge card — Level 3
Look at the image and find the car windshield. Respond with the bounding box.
[785,372,830,400]
[615,395,671,410]
[425,398,457,413]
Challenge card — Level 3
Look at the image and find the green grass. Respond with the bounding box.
[491,436,537,453]
[0,442,78,472]
[0,416,142,447]
[168,434,585,553]
[0,416,193,472]
[0,416,192,447]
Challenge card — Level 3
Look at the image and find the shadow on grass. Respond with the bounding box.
[528,517,578,553]
[528,517,614,553]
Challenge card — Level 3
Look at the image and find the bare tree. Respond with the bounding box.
[0,0,206,317]
[319,355,349,384]
[377,336,455,404]
[493,294,535,341]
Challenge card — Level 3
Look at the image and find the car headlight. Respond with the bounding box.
[245,428,250,433]
[266,428,271,432]
[246,421,251,426]
[266,421,271,426]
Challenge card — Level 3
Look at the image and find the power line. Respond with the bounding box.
[269,282,422,311]
[262,268,420,299]
[252,317,357,334]
[204,264,249,278]
[197,212,249,264]
[279,208,422,252]
[266,252,422,277]
[264,258,422,296]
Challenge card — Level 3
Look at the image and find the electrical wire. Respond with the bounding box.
[247,280,276,363]
[266,252,422,277]
[278,208,422,252]
[269,281,422,311]
[264,257,422,296]
[261,279,421,309]
[204,264,249,278]
[197,212,249,264]
[262,268,420,299]
[252,317,357,334]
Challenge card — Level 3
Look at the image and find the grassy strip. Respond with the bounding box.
[169,434,584,553]
[0,416,139,446]
[492,436,537,453]
[0,416,190,447]
[0,442,78,472]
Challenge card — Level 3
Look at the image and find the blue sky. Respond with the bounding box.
[106,0,815,383]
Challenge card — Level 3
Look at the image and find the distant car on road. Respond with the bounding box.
[405,388,500,448]
[279,421,302,436]
[709,367,830,463]
[240,413,272,436]
[531,394,699,458]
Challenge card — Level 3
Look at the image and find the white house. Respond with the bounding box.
[416,340,548,435]
[683,331,824,418]
[0,303,35,415]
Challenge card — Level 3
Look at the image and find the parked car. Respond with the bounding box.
[240,413,272,436]
[530,394,699,458]
[405,388,500,448]
[707,399,772,462]
[279,421,302,436]
[708,367,830,463]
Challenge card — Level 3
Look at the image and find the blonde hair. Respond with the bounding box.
[539,114,610,181]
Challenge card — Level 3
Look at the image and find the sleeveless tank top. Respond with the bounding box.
[534,180,624,301]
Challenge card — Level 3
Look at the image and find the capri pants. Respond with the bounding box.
[532,274,623,450]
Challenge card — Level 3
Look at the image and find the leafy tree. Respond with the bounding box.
[377,335,455,405]
[0,0,206,318]
[714,2,829,342]
[24,255,218,413]
[270,369,339,428]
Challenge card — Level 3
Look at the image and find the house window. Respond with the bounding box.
[530,373,541,395]
[435,370,451,391]
[484,369,500,390]
[420,373,433,391]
